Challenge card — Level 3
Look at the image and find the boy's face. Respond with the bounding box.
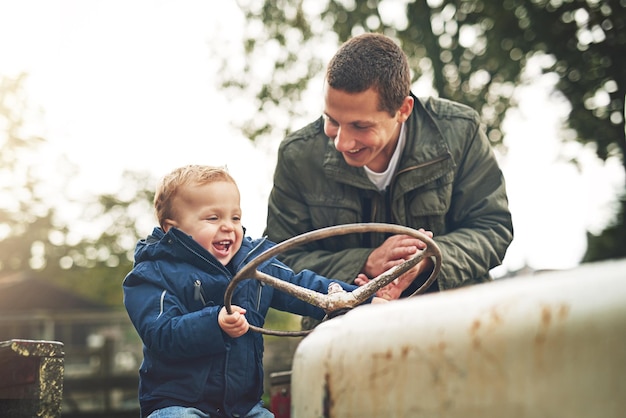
[165,181,243,266]
[322,84,413,173]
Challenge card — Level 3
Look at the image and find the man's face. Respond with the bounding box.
[165,181,243,266]
[323,84,413,173]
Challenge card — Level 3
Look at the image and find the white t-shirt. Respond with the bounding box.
[364,122,406,191]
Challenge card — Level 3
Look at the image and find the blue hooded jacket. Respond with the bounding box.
[123,227,358,417]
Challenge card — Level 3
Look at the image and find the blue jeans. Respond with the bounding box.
[147,402,274,418]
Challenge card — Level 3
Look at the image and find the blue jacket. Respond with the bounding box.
[123,227,357,417]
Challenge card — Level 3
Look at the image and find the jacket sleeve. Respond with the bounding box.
[434,116,513,289]
[123,264,228,360]
[265,136,373,283]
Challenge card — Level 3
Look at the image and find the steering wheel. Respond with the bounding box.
[224,223,442,336]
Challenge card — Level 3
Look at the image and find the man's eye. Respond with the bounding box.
[323,115,338,126]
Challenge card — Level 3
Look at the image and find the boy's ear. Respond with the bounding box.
[163,219,177,233]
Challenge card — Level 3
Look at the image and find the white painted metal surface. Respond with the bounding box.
[291,259,626,418]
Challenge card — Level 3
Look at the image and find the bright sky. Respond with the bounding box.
[1,1,624,275]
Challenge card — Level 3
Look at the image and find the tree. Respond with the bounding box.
[0,74,59,273]
[52,170,155,306]
[0,74,155,305]
[218,0,626,261]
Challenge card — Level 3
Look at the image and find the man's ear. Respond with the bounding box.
[397,95,414,123]
[163,219,177,233]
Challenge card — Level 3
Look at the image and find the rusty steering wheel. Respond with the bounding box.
[224,223,442,336]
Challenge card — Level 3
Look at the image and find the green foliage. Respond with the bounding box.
[0,74,58,274]
[583,196,626,262]
[32,170,155,306]
[0,74,156,305]
[265,307,303,332]
[226,0,624,152]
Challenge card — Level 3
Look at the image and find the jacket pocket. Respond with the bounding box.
[142,356,215,403]
[307,196,361,228]
[406,173,453,233]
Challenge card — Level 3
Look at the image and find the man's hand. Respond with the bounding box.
[357,229,434,300]
[362,229,433,278]
[218,305,249,338]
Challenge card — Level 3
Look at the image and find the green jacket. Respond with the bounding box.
[265,95,513,290]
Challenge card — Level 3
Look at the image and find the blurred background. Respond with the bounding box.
[1,0,624,416]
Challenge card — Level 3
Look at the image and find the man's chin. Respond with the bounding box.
[342,154,367,167]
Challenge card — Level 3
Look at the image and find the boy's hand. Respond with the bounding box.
[356,272,410,300]
[355,255,433,301]
[218,305,249,338]
[355,273,408,300]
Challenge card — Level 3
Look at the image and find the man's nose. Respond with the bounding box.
[333,127,353,152]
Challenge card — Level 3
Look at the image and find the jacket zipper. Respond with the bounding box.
[394,153,451,178]
[176,230,270,309]
[194,280,207,306]
[175,231,231,276]
[256,282,265,310]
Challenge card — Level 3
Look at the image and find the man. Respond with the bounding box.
[265,33,513,311]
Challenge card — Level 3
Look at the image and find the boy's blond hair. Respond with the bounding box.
[154,165,237,229]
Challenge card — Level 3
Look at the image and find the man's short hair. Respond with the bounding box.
[326,33,411,116]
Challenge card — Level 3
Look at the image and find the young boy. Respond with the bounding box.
[123,165,386,418]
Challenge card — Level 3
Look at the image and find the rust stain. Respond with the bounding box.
[470,319,481,349]
[533,302,571,372]
[371,348,394,360]
[541,305,552,326]
[535,305,552,344]
[466,308,509,380]
[470,319,481,334]
[324,371,332,418]
[490,308,503,325]
[401,345,410,358]
[536,303,570,345]
[557,303,571,320]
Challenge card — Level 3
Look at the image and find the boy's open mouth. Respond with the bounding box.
[214,240,232,252]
